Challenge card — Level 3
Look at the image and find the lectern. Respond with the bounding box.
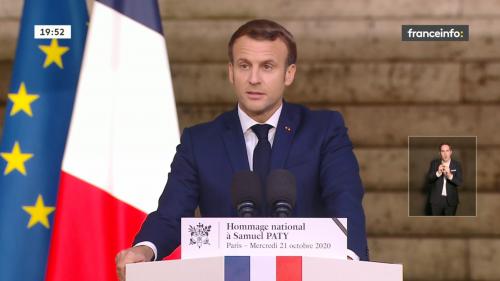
[127,218,402,280]
[127,256,402,281]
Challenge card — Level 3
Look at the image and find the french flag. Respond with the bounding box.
[225,256,302,281]
[45,0,180,280]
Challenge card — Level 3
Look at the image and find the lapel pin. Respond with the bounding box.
[284,126,292,132]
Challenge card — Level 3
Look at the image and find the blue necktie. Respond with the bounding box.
[251,124,273,185]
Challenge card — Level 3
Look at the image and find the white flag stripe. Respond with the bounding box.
[250,256,276,281]
[62,1,179,213]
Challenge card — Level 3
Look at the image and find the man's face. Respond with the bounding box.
[228,35,296,121]
[440,145,452,162]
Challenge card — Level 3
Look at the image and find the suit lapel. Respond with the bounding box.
[271,102,300,169]
[222,107,250,172]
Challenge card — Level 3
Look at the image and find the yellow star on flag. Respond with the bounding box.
[7,82,39,117]
[38,38,70,68]
[22,195,55,229]
[0,141,34,175]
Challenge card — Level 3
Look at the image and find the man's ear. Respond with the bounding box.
[228,62,234,84]
[284,64,296,86]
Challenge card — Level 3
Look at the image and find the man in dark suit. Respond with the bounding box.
[427,143,463,216]
[116,19,368,280]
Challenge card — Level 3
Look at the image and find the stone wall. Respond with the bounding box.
[1,0,499,279]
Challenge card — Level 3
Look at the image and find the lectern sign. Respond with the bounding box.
[181,218,347,259]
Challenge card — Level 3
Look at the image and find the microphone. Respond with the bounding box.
[231,171,263,217]
[266,169,296,217]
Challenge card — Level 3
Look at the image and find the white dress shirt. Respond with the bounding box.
[436,160,452,196]
[238,104,281,170]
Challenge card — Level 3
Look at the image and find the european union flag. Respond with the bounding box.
[0,1,88,280]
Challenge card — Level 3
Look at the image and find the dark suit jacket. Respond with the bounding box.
[134,102,369,260]
[427,158,463,205]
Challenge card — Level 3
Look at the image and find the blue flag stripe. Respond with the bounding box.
[98,0,163,34]
[225,256,250,281]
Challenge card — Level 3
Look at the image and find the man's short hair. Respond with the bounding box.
[228,19,297,66]
[439,143,452,151]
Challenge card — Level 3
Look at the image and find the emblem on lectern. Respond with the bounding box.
[188,223,212,248]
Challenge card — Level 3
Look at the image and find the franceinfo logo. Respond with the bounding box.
[402,25,469,41]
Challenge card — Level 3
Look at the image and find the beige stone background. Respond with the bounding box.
[1,0,500,280]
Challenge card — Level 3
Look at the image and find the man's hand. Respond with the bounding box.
[443,166,453,179]
[443,165,449,175]
[115,246,154,281]
[438,164,446,174]
[437,164,445,175]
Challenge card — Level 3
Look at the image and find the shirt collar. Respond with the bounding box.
[237,103,282,134]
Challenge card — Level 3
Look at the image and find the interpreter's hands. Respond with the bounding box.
[115,246,154,281]
[437,164,445,175]
[443,166,452,179]
[444,166,453,179]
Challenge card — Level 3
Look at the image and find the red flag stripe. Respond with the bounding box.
[276,256,302,281]
[46,171,146,281]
